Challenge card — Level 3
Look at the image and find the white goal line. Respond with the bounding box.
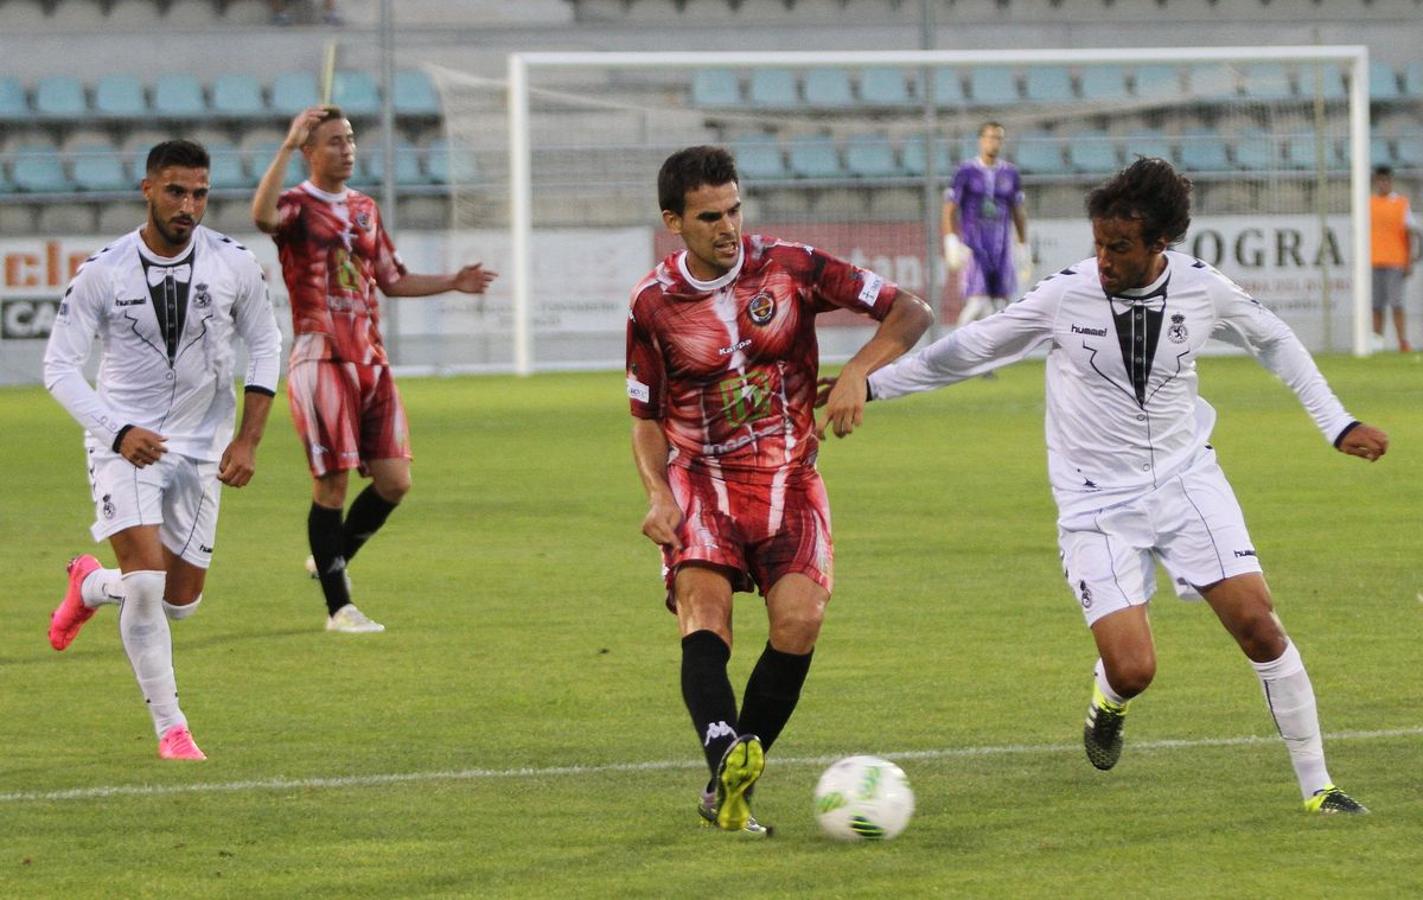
[2,725,1418,805]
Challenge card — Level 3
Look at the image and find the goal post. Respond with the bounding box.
[489,45,1371,375]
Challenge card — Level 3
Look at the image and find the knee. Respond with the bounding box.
[313,476,347,508]
[769,602,826,655]
[1104,653,1156,699]
[1236,610,1287,662]
[375,471,411,504]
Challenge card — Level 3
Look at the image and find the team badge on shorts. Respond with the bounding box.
[192,283,212,308]
[102,494,116,520]
[1078,579,1093,609]
[748,291,776,325]
[1168,313,1188,343]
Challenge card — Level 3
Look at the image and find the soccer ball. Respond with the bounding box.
[813,755,914,841]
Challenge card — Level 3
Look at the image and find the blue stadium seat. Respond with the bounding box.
[1132,65,1179,101]
[1120,129,1174,165]
[1024,67,1073,104]
[730,138,786,181]
[1402,62,1423,98]
[251,141,304,187]
[271,72,319,116]
[35,76,87,119]
[1394,133,1423,168]
[153,74,206,118]
[1066,132,1118,174]
[859,68,912,107]
[12,147,69,193]
[1186,64,1236,100]
[1240,63,1293,101]
[691,69,739,106]
[1178,128,1230,172]
[787,138,842,179]
[804,69,853,107]
[427,138,479,184]
[1370,135,1394,166]
[1284,134,1342,171]
[333,71,380,117]
[1368,62,1401,102]
[900,138,951,177]
[212,74,265,118]
[1232,129,1277,170]
[749,69,798,108]
[94,75,146,119]
[1296,64,1345,101]
[365,141,426,186]
[206,140,251,189]
[970,68,1019,105]
[0,77,28,120]
[1079,66,1129,103]
[1014,133,1066,175]
[394,70,440,116]
[843,135,899,178]
[932,69,966,106]
[69,142,129,192]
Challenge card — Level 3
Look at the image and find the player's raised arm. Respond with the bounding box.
[252,107,327,233]
[817,290,932,439]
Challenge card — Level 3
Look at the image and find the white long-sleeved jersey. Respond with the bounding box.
[868,250,1357,519]
[43,226,283,461]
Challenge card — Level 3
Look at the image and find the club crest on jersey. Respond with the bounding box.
[747,291,776,325]
[354,212,372,231]
[1168,313,1188,344]
[192,283,212,309]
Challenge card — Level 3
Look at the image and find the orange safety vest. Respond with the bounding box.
[1371,193,1411,268]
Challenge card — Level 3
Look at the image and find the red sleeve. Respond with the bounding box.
[371,207,408,284]
[805,246,898,321]
[625,292,666,420]
[272,192,304,243]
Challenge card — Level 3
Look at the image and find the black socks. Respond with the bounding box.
[342,485,398,563]
[681,630,740,784]
[308,502,350,616]
[736,642,813,753]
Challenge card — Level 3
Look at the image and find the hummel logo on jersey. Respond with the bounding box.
[1233,549,1257,558]
[199,544,214,554]
[1071,323,1107,337]
[703,720,736,747]
[116,297,147,307]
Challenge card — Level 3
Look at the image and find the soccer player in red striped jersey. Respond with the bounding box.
[253,106,497,633]
[629,146,933,833]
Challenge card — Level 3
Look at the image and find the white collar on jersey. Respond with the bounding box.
[1111,256,1172,299]
[676,244,744,292]
[301,180,349,203]
[134,227,196,267]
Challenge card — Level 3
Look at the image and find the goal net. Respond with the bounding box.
[427,47,1370,374]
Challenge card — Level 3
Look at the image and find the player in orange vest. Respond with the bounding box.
[1370,165,1419,352]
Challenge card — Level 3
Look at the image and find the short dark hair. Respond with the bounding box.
[978,121,1004,136]
[1374,164,1393,178]
[1086,157,1192,247]
[146,139,209,174]
[303,105,347,145]
[658,145,738,215]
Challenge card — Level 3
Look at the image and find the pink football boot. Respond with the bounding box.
[158,725,207,761]
[49,555,102,651]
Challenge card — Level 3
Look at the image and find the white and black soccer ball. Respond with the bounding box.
[813,755,915,841]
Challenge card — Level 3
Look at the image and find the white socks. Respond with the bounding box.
[1094,658,1130,707]
[81,566,125,608]
[118,570,186,738]
[1252,640,1331,799]
[163,596,202,621]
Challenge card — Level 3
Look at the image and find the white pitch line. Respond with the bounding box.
[3,726,1419,805]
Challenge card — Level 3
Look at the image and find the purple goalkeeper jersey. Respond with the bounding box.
[945,158,1023,274]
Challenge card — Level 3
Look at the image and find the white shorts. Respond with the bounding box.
[85,437,221,569]
[1057,450,1264,627]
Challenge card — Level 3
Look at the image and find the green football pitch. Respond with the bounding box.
[2,354,1420,897]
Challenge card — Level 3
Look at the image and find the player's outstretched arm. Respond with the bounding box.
[817,290,933,439]
[631,418,683,550]
[252,107,326,232]
[381,265,499,298]
[1336,422,1388,462]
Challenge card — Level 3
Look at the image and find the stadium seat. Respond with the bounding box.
[334,71,381,117]
[427,138,479,185]
[1284,134,1342,171]
[95,75,147,119]
[1370,135,1394,166]
[749,69,798,108]
[35,76,87,119]
[932,68,966,106]
[859,68,912,107]
[1402,62,1423,98]
[12,147,70,193]
[1240,63,1293,101]
[365,141,427,186]
[803,69,853,108]
[250,141,305,188]
[0,78,30,120]
[1394,133,1423,168]
[1014,133,1066,175]
[900,138,951,177]
[206,140,252,190]
[271,72,320,116]
[969,68,1019,105]
[1065,131,1118,174]
[1079,66,1129,103]
[1368,62,1401,102]
[1232,128,1277,170]
[153,73,207,118]
[729,138,786,181]
[787,137,842,180]
[394,70,441,116]
[1024,67,1074,104]
[1132,65,1179,101]
[1120,129,1175,165]
[98,200,147,234]
[1178,128,1230,172]
[1186,64,1236,100]
[1297,64,1345,102]
[212,74,266,118]
[691,69,740,106]
[843,135,899,179]
[69,142,129,192]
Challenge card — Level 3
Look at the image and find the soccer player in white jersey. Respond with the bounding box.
[858,158,1387,814]
[43,140,283,760]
